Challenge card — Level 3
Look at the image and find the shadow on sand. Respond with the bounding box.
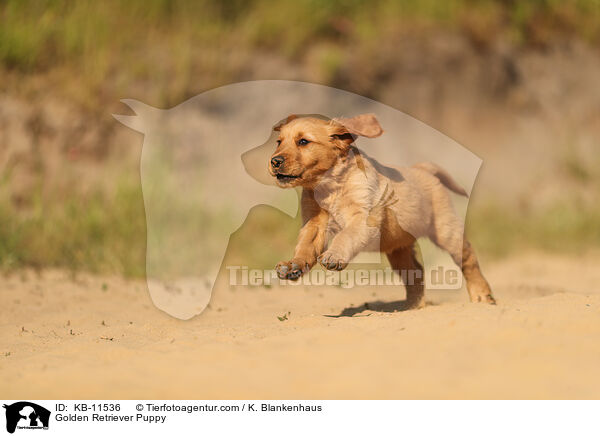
[324,299,437,317]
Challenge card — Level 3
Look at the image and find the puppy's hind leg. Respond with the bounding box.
[431,205,496,304]
[386,245,425,309]
[458,238,496,304]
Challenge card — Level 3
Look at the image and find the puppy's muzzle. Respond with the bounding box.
[271,155,285,169]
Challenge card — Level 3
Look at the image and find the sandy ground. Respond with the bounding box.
[1,252,600,399]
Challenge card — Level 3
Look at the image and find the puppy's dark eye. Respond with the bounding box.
[298,138,310,146]
[276,139,282,145]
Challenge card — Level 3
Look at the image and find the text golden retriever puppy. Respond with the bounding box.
[269,114,495,308]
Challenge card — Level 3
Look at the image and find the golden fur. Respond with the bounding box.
[269,114,495,308]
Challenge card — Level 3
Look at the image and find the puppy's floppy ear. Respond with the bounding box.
[329,124,357,147]
[273,114,298,131]
[333,113,383,138]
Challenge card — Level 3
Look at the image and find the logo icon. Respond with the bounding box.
[3,402,50,434]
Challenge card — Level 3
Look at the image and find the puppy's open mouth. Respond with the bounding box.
[275,173,301,183]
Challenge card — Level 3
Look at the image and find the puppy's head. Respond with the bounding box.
[269,114,383,188]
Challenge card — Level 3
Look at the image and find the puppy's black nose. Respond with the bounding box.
[271,155,284,169]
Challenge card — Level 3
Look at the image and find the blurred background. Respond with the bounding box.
[1,0,599,278]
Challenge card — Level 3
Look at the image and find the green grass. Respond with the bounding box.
[0,183,147,276]
[0,181,302,278]
[468,201,600,258]
[1,0,599,105]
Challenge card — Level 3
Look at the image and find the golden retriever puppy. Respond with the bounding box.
[269,114,495,308]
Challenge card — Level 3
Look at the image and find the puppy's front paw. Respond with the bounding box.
[275,260,308,281]
[318,250,349,271]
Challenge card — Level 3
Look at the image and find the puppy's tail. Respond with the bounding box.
[413,162,469,197]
